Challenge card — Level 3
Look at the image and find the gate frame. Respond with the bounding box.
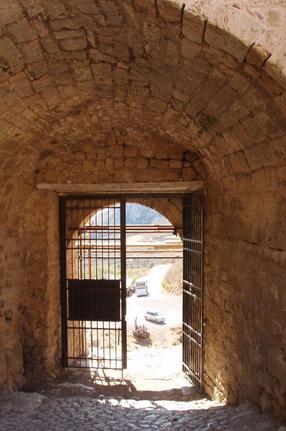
[182,193,204,390]
[59,192,204,387]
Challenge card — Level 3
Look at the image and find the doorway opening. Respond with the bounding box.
[59,194,203,390]
[125,202,183,387]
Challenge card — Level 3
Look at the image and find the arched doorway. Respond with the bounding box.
[59,193,203,389]
[125,202,183,387]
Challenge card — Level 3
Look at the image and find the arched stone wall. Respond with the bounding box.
[0,0,285,419]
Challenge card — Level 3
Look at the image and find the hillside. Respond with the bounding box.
[95,203,170,226]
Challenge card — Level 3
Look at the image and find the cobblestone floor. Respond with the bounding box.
[0,347,281,430]
[0,389,280,431]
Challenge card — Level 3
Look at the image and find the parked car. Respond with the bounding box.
[135,280,149,297]
[144,311,166,324]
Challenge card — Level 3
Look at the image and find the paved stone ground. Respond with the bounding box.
[0,347,281,431]
[0,389,280,431]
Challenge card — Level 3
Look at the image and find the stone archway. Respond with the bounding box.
[0,0,285,420]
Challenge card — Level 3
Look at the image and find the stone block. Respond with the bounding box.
[133,0,156,17]
[33,75,60,107]
[70,61,93,82]
[269,136,286,163]
[54,29,85,40]
[0,37,24,75]
[181,39,201,59]
[151,159,169,169]
[228,151,250,174]
[205,22,248,63]
[75,152,85,161]
[125,146,137,158]
[244,146,263,171]
[0,2,24,25]
[82,160,94,170]
[95,160,105,169]
[183,167,196,180]
[114,159,125,169]
[137,158,149,169]
[125,158,136,168]
[49,18,82,31]
[60,37,87,52]
[170,160,182,169]
[245,44,271,69]
[183,8,206,44]
[157,0,183,22]
[7,18,36,42]
[109,145,124,159]
[31,17,49,38]
[9,72,33,98]
[21,39,44,64]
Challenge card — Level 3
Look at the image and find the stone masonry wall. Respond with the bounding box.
[35,129,201,186]
[203,172,286,419]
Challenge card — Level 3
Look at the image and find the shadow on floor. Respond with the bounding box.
[23,368,205,402]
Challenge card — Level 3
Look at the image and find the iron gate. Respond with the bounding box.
[182,193,204,389]
[59,197,127,370]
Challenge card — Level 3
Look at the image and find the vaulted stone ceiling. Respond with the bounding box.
[0,0,285,184]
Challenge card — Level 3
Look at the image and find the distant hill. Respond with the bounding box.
[93,203,170,225]
[126,203,170,225]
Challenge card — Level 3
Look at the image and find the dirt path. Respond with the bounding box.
[136,263,172,298]
[127,263,182,351]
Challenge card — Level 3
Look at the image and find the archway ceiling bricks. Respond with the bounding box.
[0,0,285,182]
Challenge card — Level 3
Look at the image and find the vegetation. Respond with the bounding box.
[162,260,182,295]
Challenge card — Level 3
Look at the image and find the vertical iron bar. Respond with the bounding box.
[59,197,68,367]
[120,198,127,369]
[200,195,204,388]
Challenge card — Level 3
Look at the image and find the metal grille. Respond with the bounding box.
[60,197,127,370]
[182,194,204,390]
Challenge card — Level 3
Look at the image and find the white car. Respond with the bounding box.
[135,281,149,297]
[144,311,166,324]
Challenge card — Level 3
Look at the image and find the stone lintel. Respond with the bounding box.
[36,181,204,195]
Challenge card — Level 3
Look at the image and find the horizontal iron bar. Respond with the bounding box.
[182,363,201,383]
[183,280,201,291]
[126,256,182,259]
[183,322,202,338]
[67,248,182,254]
[183,290,202,300]
[67,365,124,370]
[68,225,174,232]
[67,326,122,329]
[183,247,202,254]
[182,331,202,348]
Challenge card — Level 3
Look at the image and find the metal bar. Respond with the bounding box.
[200,195,204,391]
[67,224,175,232]
[120,198,127,369]
[59,197,68,367]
